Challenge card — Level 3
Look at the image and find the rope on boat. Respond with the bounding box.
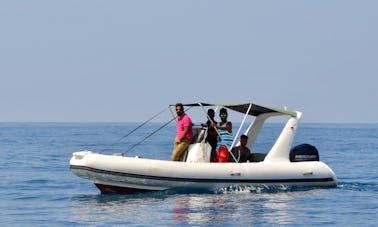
[122,105,194,155]
[102,106,168,153]
[123,117,176,154]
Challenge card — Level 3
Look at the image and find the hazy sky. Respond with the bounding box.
[1,1,377,123]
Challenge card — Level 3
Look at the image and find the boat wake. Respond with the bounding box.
[215,184,320,194]
[70,184,325,207]
[337,181,378,192]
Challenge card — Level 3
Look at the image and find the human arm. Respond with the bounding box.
[176,126,189,143]
[217,122,232,133]
[211,122,232,133]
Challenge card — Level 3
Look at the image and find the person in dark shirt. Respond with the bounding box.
[229,135,251,162]
[205,109,218,150]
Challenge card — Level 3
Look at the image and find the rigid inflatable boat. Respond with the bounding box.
[70,103,337,194]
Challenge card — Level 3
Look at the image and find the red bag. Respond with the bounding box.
[217,146,229,162]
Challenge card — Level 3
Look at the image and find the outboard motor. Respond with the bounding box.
[289,144,319,162]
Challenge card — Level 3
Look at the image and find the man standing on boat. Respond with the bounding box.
[212,108,233,149]
[205,108,218,153]
[171,103,193,161]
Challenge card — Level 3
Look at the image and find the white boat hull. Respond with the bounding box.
[69,103,338,194]
[70,151,337,194]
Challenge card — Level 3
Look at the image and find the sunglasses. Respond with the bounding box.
[220,113,227,117]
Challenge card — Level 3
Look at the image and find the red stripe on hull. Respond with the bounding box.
[95,183,156,194]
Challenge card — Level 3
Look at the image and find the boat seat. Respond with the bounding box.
[250,153,266,162]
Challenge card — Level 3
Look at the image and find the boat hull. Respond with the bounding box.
[70,151,337,194]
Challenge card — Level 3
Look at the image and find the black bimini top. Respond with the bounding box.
[174,102,297,117]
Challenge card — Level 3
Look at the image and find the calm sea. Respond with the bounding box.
[0,122,377,226]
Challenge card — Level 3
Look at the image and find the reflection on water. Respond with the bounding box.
[70,193,168,225]
[170,187,319,226]
[69,187,320,226]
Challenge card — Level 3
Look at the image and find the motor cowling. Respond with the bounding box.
[289,144,319,162]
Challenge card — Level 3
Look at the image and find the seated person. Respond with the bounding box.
[229,135,251,162]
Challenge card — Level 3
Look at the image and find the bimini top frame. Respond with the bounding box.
[171,103,301,156]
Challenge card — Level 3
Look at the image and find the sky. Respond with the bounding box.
[0,1,377,123]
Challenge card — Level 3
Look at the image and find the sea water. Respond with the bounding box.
[0,122,377,226]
